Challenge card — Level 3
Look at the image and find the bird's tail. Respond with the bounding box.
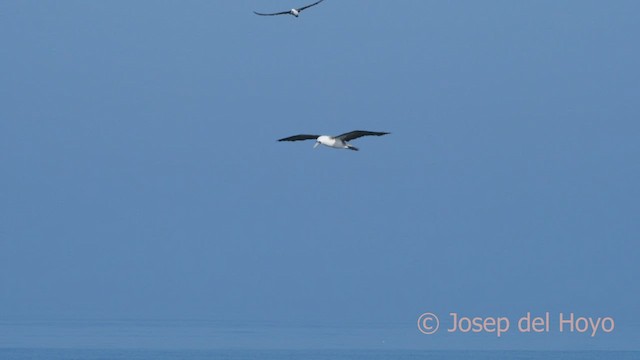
[347,145,359,151]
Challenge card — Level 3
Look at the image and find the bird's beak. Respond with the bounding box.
[313,141,320,149]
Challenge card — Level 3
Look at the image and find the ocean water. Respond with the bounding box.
[0,321,638,359]
[1,349,639,360]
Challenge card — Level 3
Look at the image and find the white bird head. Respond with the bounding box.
[315,135,331,148]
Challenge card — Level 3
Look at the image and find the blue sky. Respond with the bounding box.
[1,0,639,350]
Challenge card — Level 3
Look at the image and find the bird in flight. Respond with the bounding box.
[253,0,325,17]
[278,130,389,151]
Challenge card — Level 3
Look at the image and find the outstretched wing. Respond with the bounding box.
[278,134,320,142]
[253,10,291,16]
[297,0,324,12]
[335,130,390,142]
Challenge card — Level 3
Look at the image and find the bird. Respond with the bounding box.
[253,0,325,17]
[278,130,389,151]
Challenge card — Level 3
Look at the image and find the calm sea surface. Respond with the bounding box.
[1,349,639,360]
[0,321,638,359]
[0,349,640,360]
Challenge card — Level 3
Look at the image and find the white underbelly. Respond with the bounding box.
[326,138,345,148]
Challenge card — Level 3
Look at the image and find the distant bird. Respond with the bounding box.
[278,130,389,151]
[253,0,325,17]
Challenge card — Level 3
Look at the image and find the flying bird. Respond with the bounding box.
[253,0,325,17]
[278,130,389,151]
